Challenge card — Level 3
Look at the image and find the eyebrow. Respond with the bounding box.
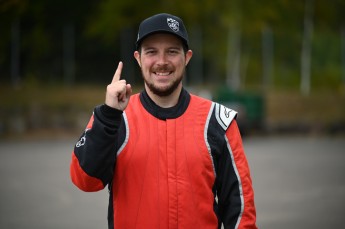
[142,45,182,50]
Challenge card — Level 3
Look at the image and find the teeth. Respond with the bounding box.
[155,72,170,76]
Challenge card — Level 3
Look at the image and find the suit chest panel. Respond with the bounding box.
[115,101,214,185]
[112,96,217,228]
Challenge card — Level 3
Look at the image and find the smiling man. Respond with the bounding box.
[70,13,257,229]
[134,33,192,101]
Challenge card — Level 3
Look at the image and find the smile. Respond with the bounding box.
[154,72,172,76]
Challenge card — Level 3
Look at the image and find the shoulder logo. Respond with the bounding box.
[215,103,237,131]
[75,128,90,148]
[167,17,179,32]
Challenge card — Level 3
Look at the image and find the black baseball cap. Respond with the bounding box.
[136,13,189,50]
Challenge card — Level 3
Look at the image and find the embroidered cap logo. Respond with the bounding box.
[167,17,179,32]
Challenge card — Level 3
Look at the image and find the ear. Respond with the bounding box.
[185,50,193,66]
[134,51,141,67]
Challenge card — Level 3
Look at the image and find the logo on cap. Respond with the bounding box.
[167,18,179,32]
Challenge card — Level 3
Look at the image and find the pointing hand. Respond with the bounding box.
[105,61,132,111]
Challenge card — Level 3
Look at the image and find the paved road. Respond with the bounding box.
[0,136,344,229]
[246,136,345,229]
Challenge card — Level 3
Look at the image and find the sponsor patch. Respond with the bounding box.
[215,103,237,131]
[75,129,90,147]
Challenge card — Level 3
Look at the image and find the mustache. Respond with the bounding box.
[152,65,173,72]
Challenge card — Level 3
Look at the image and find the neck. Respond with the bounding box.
[145,84,182,108]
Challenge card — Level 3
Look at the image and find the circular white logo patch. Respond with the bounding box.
[167,18,179,32]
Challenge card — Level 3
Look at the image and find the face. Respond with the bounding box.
[134,33,193,97]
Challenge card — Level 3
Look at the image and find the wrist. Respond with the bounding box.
[100,104,123,120]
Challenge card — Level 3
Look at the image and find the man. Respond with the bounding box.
[70,13,257,229]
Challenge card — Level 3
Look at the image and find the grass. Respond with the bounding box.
[265,89,345,124]
[1,84,344,139]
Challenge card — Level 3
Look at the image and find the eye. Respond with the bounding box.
[168,49,180,55]
[144,49,156,55]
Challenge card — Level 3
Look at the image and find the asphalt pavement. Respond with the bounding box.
[0,136,344,229]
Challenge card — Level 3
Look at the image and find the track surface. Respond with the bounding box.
[1,136,344,228]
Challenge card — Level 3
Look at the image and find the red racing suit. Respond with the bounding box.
[70,88,257,229]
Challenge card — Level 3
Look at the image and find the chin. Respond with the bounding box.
[148,82,181,97]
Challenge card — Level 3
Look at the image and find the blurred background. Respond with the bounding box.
[1,0,345,228]
[1,0,345,136]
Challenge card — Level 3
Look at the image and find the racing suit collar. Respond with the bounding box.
[139,88,191,120]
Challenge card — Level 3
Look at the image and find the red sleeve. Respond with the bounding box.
[226,120,257,229]
[70,115,104,192]
[70,152,105,192]
[69,105,123,192]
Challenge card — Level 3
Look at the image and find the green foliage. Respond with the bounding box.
[1,0,345,92]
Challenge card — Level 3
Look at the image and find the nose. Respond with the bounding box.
[156,52,168,65]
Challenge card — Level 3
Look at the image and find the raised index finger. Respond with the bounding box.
[111,61,123,83]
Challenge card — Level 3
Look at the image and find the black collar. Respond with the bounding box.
[139,88,191,120]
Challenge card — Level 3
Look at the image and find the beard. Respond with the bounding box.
[142,69,185,97]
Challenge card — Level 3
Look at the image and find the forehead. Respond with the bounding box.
[140,33,184,49]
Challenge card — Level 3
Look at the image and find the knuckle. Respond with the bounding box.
[107,84,116,90]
